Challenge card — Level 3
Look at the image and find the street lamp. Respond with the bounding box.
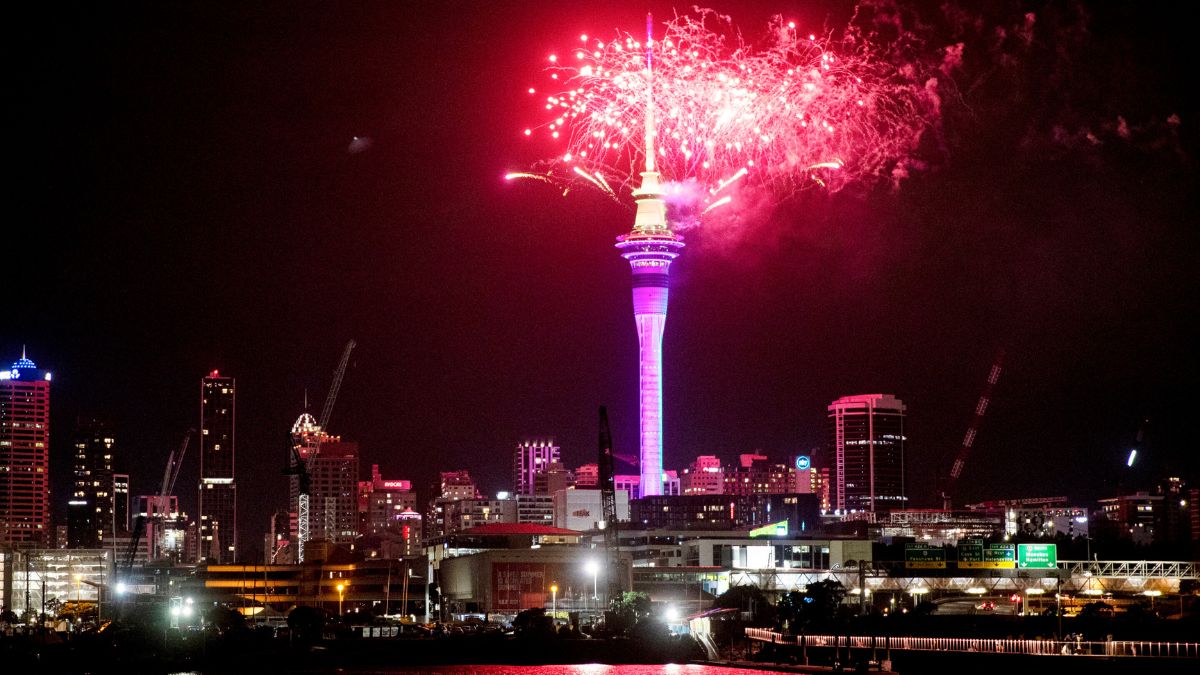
[585,561,599,601]
[1143,589,1162,614]
[336,583,346,617]
[550,583,559,621]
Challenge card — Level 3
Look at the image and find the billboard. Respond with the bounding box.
[492,562,562,612]
[749,520,789,538]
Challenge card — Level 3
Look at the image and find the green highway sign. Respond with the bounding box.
[905,544,947,569]
[1017,543,1057,569]
[959,542,1016,569]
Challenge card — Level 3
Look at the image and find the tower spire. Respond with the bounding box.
[644,12,656,174]
[616,14,685,496]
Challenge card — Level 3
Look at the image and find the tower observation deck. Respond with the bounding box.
[615,169,683,497]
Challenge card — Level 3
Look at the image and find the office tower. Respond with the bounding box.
[0,349,52,547]
[306,438,359,544]
[513,440,560,496]
[198,370,236,563]
[681,455,724,495]
[615,165,684,498]
[68,417,116,548]
[827,394,907,513]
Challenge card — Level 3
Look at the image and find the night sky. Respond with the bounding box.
[8,1,1196,558]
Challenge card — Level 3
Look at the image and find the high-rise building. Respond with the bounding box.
[615,472,680,497]
[198,370,236,563]
[68,417,116,548]
[615,162,684,498]
[827,394,907,514]
[425,470,481,539]
[723,454,802,497]
[113,472,130,535]
[573,463,599,489]
[358,463,417,536]
[0,349,52,547]
[513,441,560,496]
[307,438,359,544]
[681,455,725,495]
[533,461,574,496]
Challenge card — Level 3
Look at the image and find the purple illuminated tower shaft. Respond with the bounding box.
[615,170,683,497]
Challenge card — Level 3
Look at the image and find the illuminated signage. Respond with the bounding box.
[795,455,811,471]
[749,519,789,538]
[958,541,1016,569]
[905,544,947,569]
[381,480,410,489]
[1017,543,1057,569]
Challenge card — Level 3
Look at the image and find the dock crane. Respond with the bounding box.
[285,339,356,563]
[941,347,1006,511]
[125,430,192,572]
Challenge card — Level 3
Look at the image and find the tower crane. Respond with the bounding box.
[319,339,356,433]
[126,430,192,572]
[282,432,312,562]
[941,347,1006,511]
[286,339,355,563]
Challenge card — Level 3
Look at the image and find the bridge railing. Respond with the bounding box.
[745,628,1200,659]
[1059,560,1198,579]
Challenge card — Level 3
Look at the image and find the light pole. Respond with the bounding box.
[550,583,558,622]
[586,561,599,602]
[337,583,346,617]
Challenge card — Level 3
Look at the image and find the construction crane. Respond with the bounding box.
[597,406,622,605]
[941,347,1006,511]
[126,430,192,572]
[286,339,355,563]
[319,339,356,432]
[282,431,312,562]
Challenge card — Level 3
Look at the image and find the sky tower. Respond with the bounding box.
[614,16,683,498]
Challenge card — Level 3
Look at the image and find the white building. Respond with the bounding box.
[552,488,631,531]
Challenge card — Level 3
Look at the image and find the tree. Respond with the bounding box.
[714,585,776,625]
[800,580,847,625]
[604,591,652,634]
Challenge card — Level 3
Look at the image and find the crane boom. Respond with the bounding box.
[597,406,622,604]
[319,339,356,431]
[942,347,1006,510]
[163,430,192,498]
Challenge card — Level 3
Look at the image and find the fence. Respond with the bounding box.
[744,628,1200,659]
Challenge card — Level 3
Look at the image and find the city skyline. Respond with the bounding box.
[7,1,1198,555]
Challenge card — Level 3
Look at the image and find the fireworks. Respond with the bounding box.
[513,8,939,214]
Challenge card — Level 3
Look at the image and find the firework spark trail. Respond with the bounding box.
[521,8,940,213]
